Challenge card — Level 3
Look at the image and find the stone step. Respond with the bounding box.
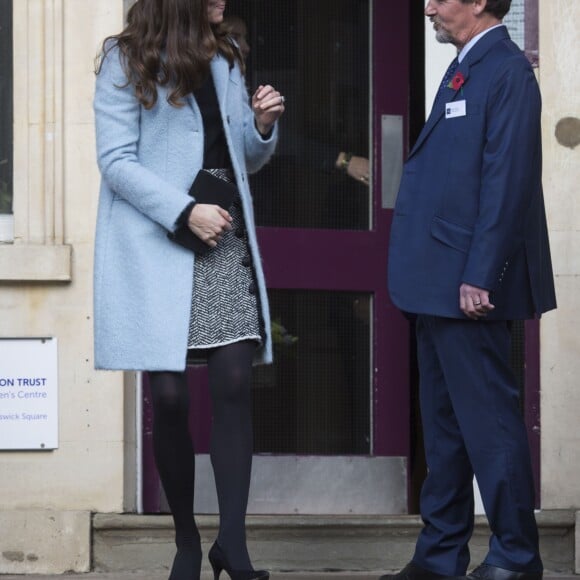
[93,511,576,575]
[0,574,385,580]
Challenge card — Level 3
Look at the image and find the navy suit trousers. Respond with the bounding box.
[412,315,542,575]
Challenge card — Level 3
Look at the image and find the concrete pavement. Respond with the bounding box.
[0,574,381,580]
[0,574,577,580]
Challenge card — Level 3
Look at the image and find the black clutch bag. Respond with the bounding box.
[168,170,237,255]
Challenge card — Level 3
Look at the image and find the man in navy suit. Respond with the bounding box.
[383,1,556,580]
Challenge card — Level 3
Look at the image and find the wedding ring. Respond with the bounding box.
[474,301,481,306]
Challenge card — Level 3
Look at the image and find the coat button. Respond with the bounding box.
[242,255,252,267]
[235,228,245,239]
[249,282,257,295]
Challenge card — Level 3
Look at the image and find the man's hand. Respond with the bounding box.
[459,283,495,320]
[335,152,370,185]
[187,204,232,248]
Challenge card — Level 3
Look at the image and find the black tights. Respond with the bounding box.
[149,340,257,578]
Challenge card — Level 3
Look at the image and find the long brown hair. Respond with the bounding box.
[96,0,244,109]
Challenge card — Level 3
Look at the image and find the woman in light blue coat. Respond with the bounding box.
[93,1,284,579]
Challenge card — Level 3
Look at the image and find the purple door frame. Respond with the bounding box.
[257,0,412,459]
[524,320,541,507]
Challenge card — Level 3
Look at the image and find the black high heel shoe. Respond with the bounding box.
[208,541,269,580]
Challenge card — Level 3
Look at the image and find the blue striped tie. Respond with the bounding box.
[436,57,459,102]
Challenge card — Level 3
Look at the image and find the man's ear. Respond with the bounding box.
[471,0,488,17]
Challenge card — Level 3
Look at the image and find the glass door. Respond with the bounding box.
[143,0,413,515]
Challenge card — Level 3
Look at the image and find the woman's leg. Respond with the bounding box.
[149,371,201,580]
[207,340,257,570]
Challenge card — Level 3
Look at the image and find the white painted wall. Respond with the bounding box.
[537,0,580,510]
[424,20,457,117]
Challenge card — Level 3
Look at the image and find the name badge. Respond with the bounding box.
[445,100,466,119]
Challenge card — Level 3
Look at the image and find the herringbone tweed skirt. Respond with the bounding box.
[187,170,262,355]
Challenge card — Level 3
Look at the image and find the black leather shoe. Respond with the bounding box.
[379,561,456,580]
[466,564,542,580]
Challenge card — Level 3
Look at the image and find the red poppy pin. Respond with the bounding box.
[448,71,465,91]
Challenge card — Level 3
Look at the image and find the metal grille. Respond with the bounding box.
[228,0,371,230]
[252,290,372,455]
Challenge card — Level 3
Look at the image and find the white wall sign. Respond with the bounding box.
[0,338,59,450]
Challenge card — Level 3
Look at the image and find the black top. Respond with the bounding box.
[194,74,232,170]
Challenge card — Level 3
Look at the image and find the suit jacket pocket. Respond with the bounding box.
[431,215,473,253]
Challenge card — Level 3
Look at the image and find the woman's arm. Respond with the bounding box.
[239,80,282,174]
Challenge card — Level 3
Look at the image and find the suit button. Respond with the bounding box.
[235,228,245,239]
[242,255,252,267]
[249,282,257,295]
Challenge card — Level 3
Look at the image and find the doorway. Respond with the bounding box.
[143,0,415,516]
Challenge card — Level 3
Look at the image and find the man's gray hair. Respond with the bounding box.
[462,0,512,20]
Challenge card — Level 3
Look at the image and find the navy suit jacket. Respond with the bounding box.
[388,27,556,320]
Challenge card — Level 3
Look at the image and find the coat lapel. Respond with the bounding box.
[408,60,470,158]
[408,26,511,160]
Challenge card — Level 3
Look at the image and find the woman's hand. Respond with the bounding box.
[252,84,285,136]
[187,204,232,247]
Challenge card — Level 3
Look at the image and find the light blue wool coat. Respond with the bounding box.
[93,45,278,371]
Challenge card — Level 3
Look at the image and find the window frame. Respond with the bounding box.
[0,0,71,281]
